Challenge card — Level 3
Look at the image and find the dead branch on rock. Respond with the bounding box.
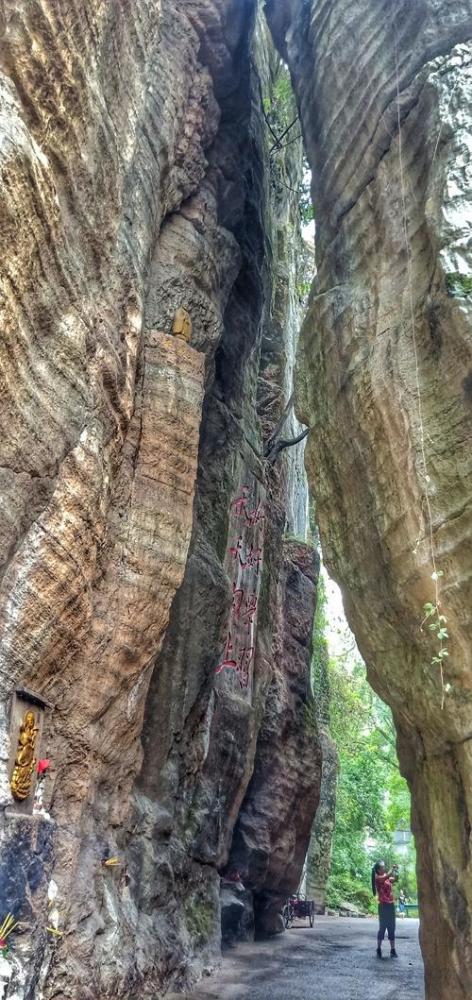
[269,116,300,155]
[266,426,310,465]
[265,392,294,454]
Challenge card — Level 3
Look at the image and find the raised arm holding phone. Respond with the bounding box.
[371,861,399,958]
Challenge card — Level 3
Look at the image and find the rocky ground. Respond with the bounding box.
[185,917,424,1000]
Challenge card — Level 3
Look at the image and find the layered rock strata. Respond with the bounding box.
[266,1,472,996]
[131,17,321,987]
[0,3,322,997]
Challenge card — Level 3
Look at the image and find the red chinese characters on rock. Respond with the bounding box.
[231,584,244,620]
[229,537,263,573]
[216,483,265,690]
[215,633,255,689]
[237,645,255,689]
[230,489,266,528]
[215,633,238,674]
[241,593,258,626]
[231,586,258,626]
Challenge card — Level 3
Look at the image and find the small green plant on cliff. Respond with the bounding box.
[184,897,215,944]
[296,279,312,300]
[263,68,297,136]
[421,571,449,708]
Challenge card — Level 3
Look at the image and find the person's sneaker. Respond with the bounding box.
[390,949,398,958]
[376,947,382,959]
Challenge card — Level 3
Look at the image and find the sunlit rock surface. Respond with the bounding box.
[266,1,472,996]
[0,2,321,996]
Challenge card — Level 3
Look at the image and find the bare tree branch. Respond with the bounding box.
[270,133,303,156]
[269,116,300,154]
[251,63,282,148]
[266,426,310,464]
[265,393,294,454]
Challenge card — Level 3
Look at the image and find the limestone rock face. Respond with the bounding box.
[266,1,472,996]
[0,3,321,997]
[128,17,321,988]
[229,541,321,935]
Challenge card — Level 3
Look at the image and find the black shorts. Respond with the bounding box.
[378,902,396,940]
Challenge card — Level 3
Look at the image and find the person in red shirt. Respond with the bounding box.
[372,861,399,958]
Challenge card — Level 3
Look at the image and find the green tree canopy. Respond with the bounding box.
[325,644,417,910]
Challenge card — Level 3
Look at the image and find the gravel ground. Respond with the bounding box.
[187,917,424,1000]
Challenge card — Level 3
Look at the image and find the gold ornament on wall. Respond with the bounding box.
[172,307,192,344]
[10,710,39,801]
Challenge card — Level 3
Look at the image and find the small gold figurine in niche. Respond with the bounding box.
[10,709,39,801]
[172,307,192,344]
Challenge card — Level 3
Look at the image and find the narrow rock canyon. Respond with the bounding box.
[0,1,471,999]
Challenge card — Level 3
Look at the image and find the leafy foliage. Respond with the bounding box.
[324,655,417,911]
[263,70,296,133]
[263,63,315,232]
[422,585,449,706]
[445,272,472,297]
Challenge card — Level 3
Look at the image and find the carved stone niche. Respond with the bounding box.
[8,690,47,815]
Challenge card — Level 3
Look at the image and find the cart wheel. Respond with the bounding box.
[309,904,315,928]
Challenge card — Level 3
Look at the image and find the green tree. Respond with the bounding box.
[325,656,417,911]
[262,63,315,231]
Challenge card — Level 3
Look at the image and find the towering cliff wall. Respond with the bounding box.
[266,1,472,997]
[0,3,322,998]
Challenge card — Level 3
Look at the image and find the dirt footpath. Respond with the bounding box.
[188,916,424,1000]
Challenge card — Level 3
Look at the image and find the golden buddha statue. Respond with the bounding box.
[10,710,39,801]
[172,307,192,344]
